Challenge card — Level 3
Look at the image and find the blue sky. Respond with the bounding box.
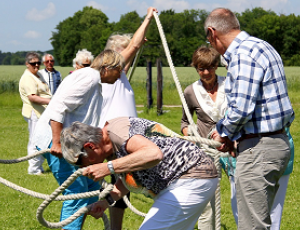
[1,0,300,53]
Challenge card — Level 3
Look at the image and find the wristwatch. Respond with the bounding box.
[107,161,115,174]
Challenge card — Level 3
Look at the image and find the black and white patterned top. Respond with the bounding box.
[108,117,217,197]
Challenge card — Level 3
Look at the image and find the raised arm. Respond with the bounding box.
[120,7,158,65]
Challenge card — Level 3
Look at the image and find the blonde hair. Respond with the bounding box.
[105,34,132,53]
[90,49,125,73]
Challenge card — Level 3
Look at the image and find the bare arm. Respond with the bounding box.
[83,134,163,181]
[50,120,63,158]
[120,7,157,65]
[28,94,51,105]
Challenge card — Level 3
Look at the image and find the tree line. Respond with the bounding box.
[2,7,300,66]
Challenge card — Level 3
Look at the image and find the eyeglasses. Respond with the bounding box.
[196,67,215,72]
[29,61,41,66]
[44,60,54,63]
[75,154,83,166]
[81,63,90,67]
[75,147,86,166]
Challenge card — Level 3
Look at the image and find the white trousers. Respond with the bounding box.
[24,110,44,174]
[270,174,290,230]
[139,178,218,230]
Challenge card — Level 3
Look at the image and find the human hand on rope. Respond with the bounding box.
[88,200,109,219]
[146,7,158,20]
[50,142,63,158]
[211,130,236,157]
[83,163,109,181]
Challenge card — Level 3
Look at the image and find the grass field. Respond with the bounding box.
[0,65,299,229]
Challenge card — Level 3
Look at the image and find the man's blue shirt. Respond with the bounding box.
[217,31,294,141]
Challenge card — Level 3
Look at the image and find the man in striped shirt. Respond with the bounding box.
[39,54,62,95]
[205,8,294,230]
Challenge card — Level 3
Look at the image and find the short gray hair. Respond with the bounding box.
[204,8,240,35]
[42,54,54,62]
[105,33,132,53]
[72,49,94,68]
[60,122,103,165]
[25,52,40,63]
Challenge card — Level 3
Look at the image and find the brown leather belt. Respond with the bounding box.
[238,129,284,142]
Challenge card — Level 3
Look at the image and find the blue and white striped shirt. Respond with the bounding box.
[216,31,294,141]
[38,68,62,95]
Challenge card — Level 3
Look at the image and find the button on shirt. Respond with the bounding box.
[217,31,294,141]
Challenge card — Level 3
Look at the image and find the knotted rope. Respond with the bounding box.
[35,168,112,229]
[0,127,225,228]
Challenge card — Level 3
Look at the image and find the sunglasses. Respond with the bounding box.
[82,63,90,67]
[196,67,215,72]
[29,61,41,66]
[45,60,54,63]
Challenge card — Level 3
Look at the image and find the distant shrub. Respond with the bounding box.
[0,80,19,94]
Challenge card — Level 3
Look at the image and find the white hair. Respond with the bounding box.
[105,34,132,53]
[73,49,94,68]
[42,54,54,62]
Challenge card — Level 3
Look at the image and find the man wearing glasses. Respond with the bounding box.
[39,54,62,95]
[206,8,294,230]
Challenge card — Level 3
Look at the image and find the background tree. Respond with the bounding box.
[2,7,300,66]
[50,7,112,66]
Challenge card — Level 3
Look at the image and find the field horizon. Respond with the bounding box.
[0,65,299,229]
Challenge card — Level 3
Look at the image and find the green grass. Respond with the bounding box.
[0,66,299,229]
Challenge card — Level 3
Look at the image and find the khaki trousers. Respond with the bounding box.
[235,134,290,230]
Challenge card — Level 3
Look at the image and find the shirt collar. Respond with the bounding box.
[223,31,250,63]
[44,68,55,73]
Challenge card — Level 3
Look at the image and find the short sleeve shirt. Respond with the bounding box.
[107,117,217,197]
[19,69,52,118]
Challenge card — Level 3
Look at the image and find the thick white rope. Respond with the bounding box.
[0,175,99,201]
[0,149,50,164]
[152,12,199,138]
[0,130,225,222]
[152,11,223,230]
[36,168,112,229]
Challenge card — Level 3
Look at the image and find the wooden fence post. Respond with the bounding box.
[157,58,163,115]
[146,61,153,109]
